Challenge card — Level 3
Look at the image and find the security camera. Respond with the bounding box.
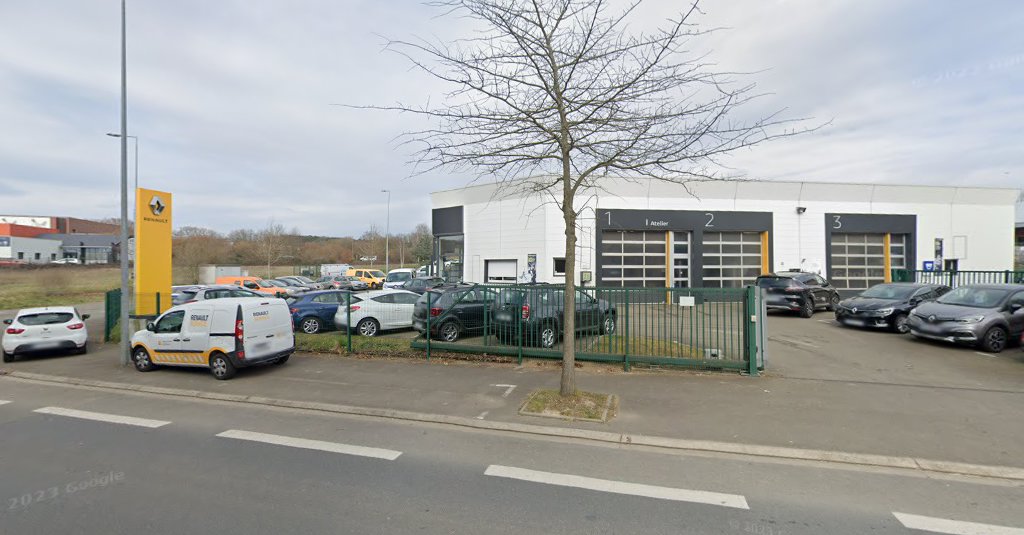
[796,206,807,214]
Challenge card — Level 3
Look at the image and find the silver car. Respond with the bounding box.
[906,284,1024,353]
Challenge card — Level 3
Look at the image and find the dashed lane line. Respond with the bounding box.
[0,400,11,406]
[893,512,1024,535]
[216,429,402,460]
[484,465,749,509]
[33,406,171,428]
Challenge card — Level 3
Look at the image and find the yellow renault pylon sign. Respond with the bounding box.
[135,188,172,315]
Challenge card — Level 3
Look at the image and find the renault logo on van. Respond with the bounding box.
[149,196,166,216]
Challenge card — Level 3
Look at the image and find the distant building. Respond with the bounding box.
[37,234,124,265]
[0,215,120,235]
[0,216,124,265]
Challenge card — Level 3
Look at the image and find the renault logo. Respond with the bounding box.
[149,196,165,216]
[928,315,936,323]
[851,307,858,314]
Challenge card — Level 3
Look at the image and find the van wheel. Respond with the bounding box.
[979,327,1007,353]
[209,352,237,380]
[300,317,323,334]
[132,347,155,372]
[439,321,461,342]
[357,318,380,337]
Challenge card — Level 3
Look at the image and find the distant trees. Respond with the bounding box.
[170,222,432,283]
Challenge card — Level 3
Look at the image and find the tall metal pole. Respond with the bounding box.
[107,133,138,220]
[118,0,130,366]
[382,189,391,272]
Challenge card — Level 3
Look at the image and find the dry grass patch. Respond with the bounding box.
[520,389,614,422]
[0,267,119,310]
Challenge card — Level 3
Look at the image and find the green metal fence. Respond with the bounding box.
[409,284,764,374]
[892,269,1024,287]
[103,288,121,342]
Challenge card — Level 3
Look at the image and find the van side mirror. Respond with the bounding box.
[2,319,12,325]
[146,322,156,332]
[82,314,91,320]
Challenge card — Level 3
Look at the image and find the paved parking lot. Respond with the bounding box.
[764,310,1024,391]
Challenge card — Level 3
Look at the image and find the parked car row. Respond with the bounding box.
[760,269,1024,354]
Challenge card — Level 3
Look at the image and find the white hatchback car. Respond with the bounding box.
[334,289,419,336]
[2,307,90,362]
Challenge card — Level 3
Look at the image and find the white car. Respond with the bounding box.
[334,289,420,336]
[2,307,90,362]
[50,257,81,265]
[383,268,418,289]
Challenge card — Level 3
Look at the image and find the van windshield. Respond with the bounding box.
[387,272,412,282]
[369,271,385,278]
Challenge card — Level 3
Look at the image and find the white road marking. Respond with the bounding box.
[893,512,1024,535]
[973,352,997,358]
[484,465,749,509]
[475,411,489,420]
[491,384,517,398]
[216,430,402,460]
[0,400,11,406]
[33,407,170,428]
[817,320,835,325]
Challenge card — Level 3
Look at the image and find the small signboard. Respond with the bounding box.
[922,260,935,272]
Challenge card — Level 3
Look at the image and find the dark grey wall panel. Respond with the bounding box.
[432,206,464,236]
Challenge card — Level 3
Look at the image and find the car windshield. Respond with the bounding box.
[268,281,287,287]
[18,312,74,325]
[296,277,315,284]
[256,280,272,288]
[387,272,412,282]
[369,270,386,278]
[756,277,794,288]
[937,287,1009,308]
[860,284,916,300]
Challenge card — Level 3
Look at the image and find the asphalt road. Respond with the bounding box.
[1,379,1021,535]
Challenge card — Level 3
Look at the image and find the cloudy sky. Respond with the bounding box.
[0,1,1021,237]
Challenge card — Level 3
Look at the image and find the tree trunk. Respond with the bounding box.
[560,182,577,396]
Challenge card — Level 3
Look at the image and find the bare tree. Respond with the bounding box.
[256,220,291,278]
[172,226,228,284]
[368,0,810,395]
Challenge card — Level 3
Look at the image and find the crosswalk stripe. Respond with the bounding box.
[484,465,749,509]
[894,512,1024,535]
[33,407,171,428]
[216,430,402,460]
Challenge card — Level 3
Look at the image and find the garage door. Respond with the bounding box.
[600,230,667,287]
[485,259,517,283]
[830,233,907,290]
[701,231,764,288]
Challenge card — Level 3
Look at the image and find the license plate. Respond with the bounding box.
[843,319,865,327]
[496,312,511,321]
[253,342,269,351]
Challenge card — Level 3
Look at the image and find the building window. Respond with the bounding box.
[485,259,517,283]
[553,257,566,276]
[51,254,57,260]
[34,253,41,260]
[17,252,24,260]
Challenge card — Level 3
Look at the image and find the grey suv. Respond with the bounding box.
[906,284,1024,353]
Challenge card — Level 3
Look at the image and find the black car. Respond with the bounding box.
[490,286,616,348]
[835,283,951,333]
[412,284,497,342]
[403,276,446,295]
[756,271,841,318]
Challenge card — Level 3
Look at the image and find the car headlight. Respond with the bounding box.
[876,308,894,316]
[957,315,985,324]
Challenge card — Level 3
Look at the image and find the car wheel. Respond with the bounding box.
[209,352,237,380]
[300,317,323,335]
[439,321,461,342]
[2,350,14,363]
[75,343,88,355]
[799,298,814,318]
[357,318,380,337]
[274,354,290,365]
[890,314,910,334]
[132,347,155,372]
[539,323,558,349]
[600,314,616,335]
[979,326,1007,353]
[826,294,840,312]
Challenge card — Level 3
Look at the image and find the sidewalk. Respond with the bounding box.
[3,344,1023,472]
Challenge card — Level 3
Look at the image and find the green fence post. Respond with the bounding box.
[623,289,630,372]
[516,290,523,366]
[155,292,160,316]
[745,286,758,377]
[425,291,432,361]
[346,292,353,353]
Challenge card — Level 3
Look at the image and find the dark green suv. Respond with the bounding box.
[491,286,617,348]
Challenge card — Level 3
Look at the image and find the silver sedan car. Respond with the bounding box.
[906,284,1024,353]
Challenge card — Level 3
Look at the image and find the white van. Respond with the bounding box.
[129,297,294,380]
[383,268,418,289]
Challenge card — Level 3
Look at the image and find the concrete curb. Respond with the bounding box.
[6,370,1024,482]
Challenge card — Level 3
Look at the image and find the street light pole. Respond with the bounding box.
[382,189,391,273]
[117,0,130,366]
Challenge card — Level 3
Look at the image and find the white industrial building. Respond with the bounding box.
[0,236,63,264]
[429,179,1019,292]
